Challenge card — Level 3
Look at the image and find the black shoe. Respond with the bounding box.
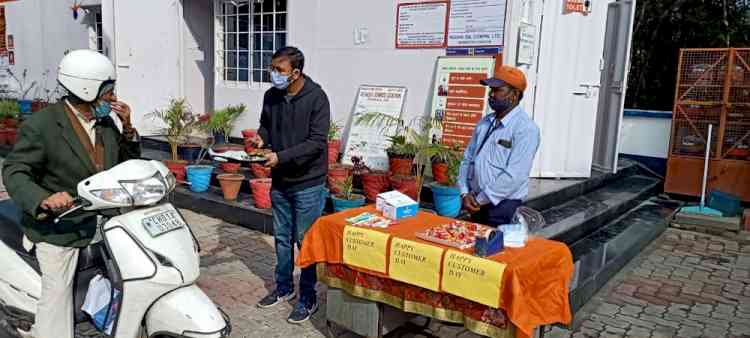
[256,290,296,309]
[287,301,319,324]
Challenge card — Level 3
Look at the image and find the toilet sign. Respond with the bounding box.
[565,0,592,14]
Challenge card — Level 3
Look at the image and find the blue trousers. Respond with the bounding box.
[271,184,327,306]
[477,199,523,227]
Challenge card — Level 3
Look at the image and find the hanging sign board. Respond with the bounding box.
[396,1,449,49]
[447,0,507,48]
[564,0,592,14]
[429,56,496,148]
[516,23,536,65]
[342,85,407,171]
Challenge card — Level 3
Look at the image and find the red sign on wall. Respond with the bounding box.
[564,0,592,15]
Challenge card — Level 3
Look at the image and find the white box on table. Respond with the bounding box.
[377,191,418,221]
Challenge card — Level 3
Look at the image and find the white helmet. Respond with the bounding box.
[57,49,116,102]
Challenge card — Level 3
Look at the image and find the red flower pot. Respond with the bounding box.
[251,163,271,178]
[432,162,449,185]
[221,162,242,173]
[390,175,418,201]
[241,129,257,139]
[217,174,244,201]
[3,118,17,129]
[164,160,188,182]
[389,156,414,176]
[328,164,352,194]
[250,178,272,209]
[0,129,9,145]
[6,129,17,145]
[328,140,342,164]
[362,171,390,202]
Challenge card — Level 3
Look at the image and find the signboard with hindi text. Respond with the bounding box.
[429,56,496,148]
[388,238,445,291]
[342,85,407,171]
[441,250,506,308]
[342,226,391,274]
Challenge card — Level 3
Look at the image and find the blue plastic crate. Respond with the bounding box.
[708,191,742,217]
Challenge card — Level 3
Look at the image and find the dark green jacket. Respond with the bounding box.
[2,102,141,247]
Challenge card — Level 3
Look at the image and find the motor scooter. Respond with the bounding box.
[0,159,231,338]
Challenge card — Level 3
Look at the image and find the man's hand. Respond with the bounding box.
[462,194,481,213]
[250,135,264,149]
[264,152,279,168]
[40,192,75,211]
[111,101,132,126]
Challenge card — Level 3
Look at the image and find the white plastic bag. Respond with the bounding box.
[499,209,531,248]
[81,274,120,335]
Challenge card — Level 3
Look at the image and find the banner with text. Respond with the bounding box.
[448,0,507,48]
[342,226,391,274]
[429,56,495,148]
[396,1,450,48]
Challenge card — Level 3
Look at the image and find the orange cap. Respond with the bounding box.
[480,65,528,92]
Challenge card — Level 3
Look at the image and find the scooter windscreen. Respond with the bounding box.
[78,160,177,209]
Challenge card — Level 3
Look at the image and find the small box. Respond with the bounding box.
[378,191,418,221]
[475,229,504,257]
[376,191,411,212]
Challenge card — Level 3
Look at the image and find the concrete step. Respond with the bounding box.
[534,175,662,244]
[566,198,680,320]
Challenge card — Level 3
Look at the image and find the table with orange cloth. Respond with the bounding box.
[297,206,574,338]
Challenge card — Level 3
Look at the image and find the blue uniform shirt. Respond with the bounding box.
[457,105,540,206]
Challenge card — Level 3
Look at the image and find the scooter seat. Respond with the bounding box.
[0,201,41,274]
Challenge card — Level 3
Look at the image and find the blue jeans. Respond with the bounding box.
[271,184,327,306]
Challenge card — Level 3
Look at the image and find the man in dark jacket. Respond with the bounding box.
[3,50,140,338]
[253,47,329,324]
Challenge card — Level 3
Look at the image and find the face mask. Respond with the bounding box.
[488,96,513,113]
[271,70,292,90]
[93,100,111,119]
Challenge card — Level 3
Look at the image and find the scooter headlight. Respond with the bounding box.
[119,174,169,206]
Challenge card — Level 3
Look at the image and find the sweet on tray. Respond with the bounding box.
[416,221,492,249]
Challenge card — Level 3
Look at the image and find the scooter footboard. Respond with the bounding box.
[145,285,230,338]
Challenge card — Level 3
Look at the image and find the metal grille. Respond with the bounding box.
[676,50,728,104]
[672,104,721,157]
[724,105,750,160]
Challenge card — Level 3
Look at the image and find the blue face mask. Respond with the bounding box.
[488,96,513,113]
[270,70,292,90]
[93,100,111,119]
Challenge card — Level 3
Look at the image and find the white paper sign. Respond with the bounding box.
[396,2,449,48]
[448,0,507,48]
[342,86,408,171]
[517,23,536,65]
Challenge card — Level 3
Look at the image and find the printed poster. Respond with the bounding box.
[396,1,449,49]
[448,0,507,48]
[342,85,407,171]
[429,56,496,148]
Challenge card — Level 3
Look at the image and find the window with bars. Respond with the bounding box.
[93,11,104,55]
[215,0,287,85]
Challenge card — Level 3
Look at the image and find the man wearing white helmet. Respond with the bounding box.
[2,49,140,338]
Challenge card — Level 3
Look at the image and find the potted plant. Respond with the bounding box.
[331,174,366,212]
[202,104,246,144]
[0,100,20,128]
[149,98,199,181]
[356,113,442,203]
[430,143,463,217]
[350,155,370,190]
[328,121,343,164]
[432,142,462,185]
[385,135,416,176]
[9,69,37,116]
[328,164,353,194]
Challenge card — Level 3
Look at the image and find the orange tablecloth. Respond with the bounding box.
[297,206,574,338]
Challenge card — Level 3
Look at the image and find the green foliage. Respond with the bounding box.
[0,100,20,119]
[149,98,199,160]
[329,121,343,141]
[202,104,246,142]
[627,0,750,109]
[432,142,463,187]
[355,112,444,202]
[336,174,355,200]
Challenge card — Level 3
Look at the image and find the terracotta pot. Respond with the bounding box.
[362,171,390,202]
[0,129,9,145]
[328,164,352,194]
[251,163,271,178]
[6,129,17,145]
[389,156,414,176]
[250,178,273,209]
[432,161,449,185]
[328,139,342,164]
[221,162,242,173]
[390,175,419,201]
[164,160,188,182]
[217,174,244,201]
[244,139,257,154]
[241,129,257,139]
[3,118,17,129]
[212,143,245,153]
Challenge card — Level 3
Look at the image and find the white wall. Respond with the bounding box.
[4,0,91,99]
[213,0,446,138]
